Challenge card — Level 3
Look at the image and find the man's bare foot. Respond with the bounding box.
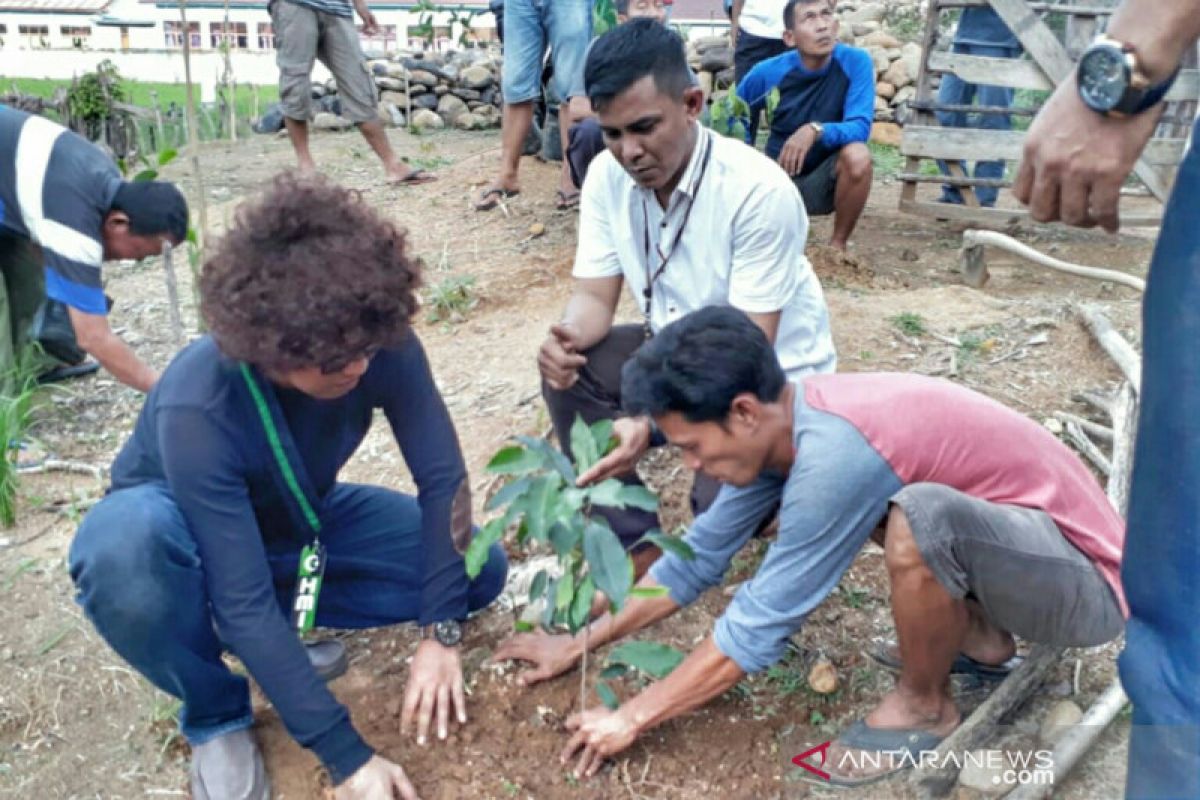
[297,159,318,175]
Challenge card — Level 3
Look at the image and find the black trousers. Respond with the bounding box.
[734,29,789,143]
[542,324,721,550]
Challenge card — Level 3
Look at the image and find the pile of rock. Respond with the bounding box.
[304,47,504,133]
[686,0,926,142]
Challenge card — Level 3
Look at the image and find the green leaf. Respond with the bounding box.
[523,474,562,542]
[591,419,615,457]
[515,435,576,482]
[630,586,669,598]
[636,529,695,561]
[569,415,599,474]
[617,485,658,512]
[156,147,178,166]
[607,641,685,680]
[548,520,582,557]
[583,520,632,611]
[568,575,595,633]
[514,619,535,632]
[529,569,549,602]
[598,663,628,680]
[586,478,626,509]
[555,571,575,611]
[484,476,532,512]
[464,517,505,579]
[596,681,619,710]
[542,579,558,629]
[486,445,546,475]
[558,486,587,513]
[132,168,158,182]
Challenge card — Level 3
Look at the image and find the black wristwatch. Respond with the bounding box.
[421,619,463,647]
[1076,36,1178,117]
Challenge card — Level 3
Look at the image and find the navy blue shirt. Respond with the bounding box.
[955,7,1020,49]
[110,333,471,783]
[0,106,121,315]
[736,44,875,176]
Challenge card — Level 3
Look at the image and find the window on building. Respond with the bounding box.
[210,21,248,49]
[164,20,200,48]
[18,24,49,48]
[60,25,92,47]
[358,23,397,52]
[257,22,274,49]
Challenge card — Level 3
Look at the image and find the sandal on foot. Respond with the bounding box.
[555,189,581,210]
[475,186,520,211]
[390,169,437,186]
[867,639,1022,681]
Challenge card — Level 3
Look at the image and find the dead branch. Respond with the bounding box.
[1052,412,1113,444]
[161,242,184,345]
[1064,422,1112,476]
[16,460,106,479]
[1075,306,1142,393]
[1072,390,1114,418]
[961,230,1147,293]
[1107,382,1138,516]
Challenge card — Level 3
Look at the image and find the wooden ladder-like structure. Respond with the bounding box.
[898,0,1199,228]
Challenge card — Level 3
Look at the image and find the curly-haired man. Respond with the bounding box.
[68,174,507,800]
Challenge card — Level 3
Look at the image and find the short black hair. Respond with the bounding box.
[783,0,830,29]
[621,306,787,423]
[584,18,692,112]
[111,180,189,242]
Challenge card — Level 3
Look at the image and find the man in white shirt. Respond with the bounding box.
[732,0,791,83]
[537,18,836,576]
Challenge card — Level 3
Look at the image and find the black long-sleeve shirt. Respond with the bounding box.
[110,332,471,783]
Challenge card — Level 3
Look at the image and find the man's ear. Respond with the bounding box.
[617,13,628,22]
[782,29,796,48]
[103,210,130,232]
[683,85,705,120]
[729,393,763,431]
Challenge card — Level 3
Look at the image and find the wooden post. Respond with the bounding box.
[161,242,184,346]
[960,242,989,288]
[150,88,165,143]
[179,0,209,317]
[1107,381,1138,516]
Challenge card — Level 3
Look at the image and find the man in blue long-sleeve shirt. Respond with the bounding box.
[68,174,507,800]
[736,0,874,250]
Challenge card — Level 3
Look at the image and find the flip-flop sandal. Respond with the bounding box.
[390,169,437,187]
[37,361,101,385]
[475,186,520,211]
[867,640,1023,681]
[555,189,581,210]
[794,719,946,788]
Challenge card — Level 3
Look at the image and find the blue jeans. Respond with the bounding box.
[69,482,508,744]
[935,42,1021,207]
[501,0,591,104]
[1121,121,1200,800]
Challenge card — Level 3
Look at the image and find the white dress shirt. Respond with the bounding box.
[574,124,837,380]
[737,0,789,40]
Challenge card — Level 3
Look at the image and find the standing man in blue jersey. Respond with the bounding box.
[736,0,874,251]
[270,0,434,185]
[69,174,507,799]
[935,8,1022,207]
[0,107,187,392]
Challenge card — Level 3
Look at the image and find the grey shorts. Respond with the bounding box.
[794,152,838,217]
[270,0,378,124]
[892,482,1124,648]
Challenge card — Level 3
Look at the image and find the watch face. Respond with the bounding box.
[434,620,463,646]
[1079,46,1130,112]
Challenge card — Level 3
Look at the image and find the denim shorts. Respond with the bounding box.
[501,0,592,104]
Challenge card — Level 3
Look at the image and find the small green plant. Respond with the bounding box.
[883,5,925,41]
[65,60,125,125]
[500,778,521,797]
[0,349,44,527]
[707,92,751,140]
[593,0,618,36]
[891,312,926,337]
[809,709,826,725]
[467,417,693,716]
[119,146,178,182]
[839,584,871,609]
[424,275,478,323]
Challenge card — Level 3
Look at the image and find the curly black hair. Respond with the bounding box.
[200,173,422,372]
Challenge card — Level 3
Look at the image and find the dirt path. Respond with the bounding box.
[0,126,1148,798]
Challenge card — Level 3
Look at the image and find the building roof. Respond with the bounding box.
[0,0,109,12]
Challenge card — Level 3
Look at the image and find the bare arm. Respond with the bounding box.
[68,306,157,392]
[623,636,743,732]
[560,275,624,351]
[350,0,379,33]
[1107,1,1200,82]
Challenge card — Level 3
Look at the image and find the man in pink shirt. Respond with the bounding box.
[497,306,1124,787]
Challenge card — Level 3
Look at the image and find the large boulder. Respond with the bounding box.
[409,69,439,86]
[451,87,482,102]
[868,47,891,75]
[410,108,444,130]
[844,2,885,24]
[378,101,405,127]
[861,30,901,48]
[380,90,408,107]
[461,65,495,90]
[434,85,450,96]
[376,77,405,91]
[386,62,411,80]
[852,21,880,37]
[699,46,733,73]
[901,42,923,80]
[454,112,491,130]
[413,92,439,111]
[875,80,896,99]
[693,35,729,53]
[437,93,469,124]
[869,121,902,146]
[882,58,912,89]
[312,112,352,131]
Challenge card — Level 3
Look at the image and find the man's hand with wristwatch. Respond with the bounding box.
[778,121,823,177]
[399,619,466,745]
[1013,33,1178,232]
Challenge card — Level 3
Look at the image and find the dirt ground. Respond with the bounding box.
[0,126,1153,799]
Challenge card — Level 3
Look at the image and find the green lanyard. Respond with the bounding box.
[240,363,325,634]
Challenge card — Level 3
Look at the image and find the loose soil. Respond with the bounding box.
[0,127,1149,799]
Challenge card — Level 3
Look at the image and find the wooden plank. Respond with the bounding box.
[927,53,1200,102]
[900,197,1165,227]
[897,173,1009,187]
[901,0,946,207]
[912,644,1064,797]
[901,126,1187,164]
[989,0,1076,82]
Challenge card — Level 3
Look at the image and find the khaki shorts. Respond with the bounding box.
[270,0,377,124]
[892,482,1124,647]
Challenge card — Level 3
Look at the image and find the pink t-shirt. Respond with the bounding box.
[804,373,1127,615]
